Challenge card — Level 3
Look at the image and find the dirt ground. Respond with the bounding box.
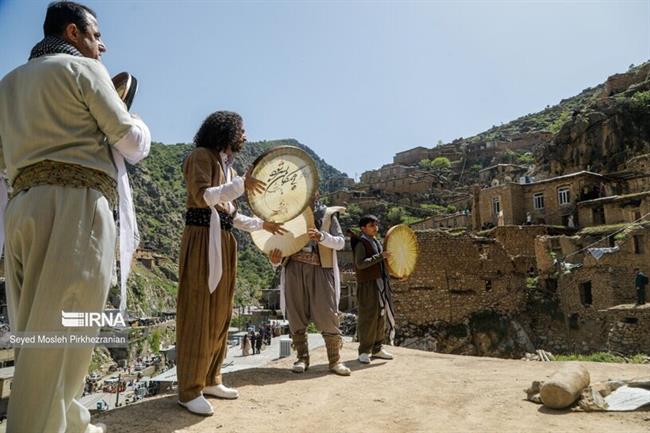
[95,344,650,433]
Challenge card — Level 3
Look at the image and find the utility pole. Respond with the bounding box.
[445,269,453,323]
[115,373,121,408]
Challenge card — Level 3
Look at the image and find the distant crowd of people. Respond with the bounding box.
[240,323,275,356]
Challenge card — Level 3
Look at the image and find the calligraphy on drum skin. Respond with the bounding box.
[265,161,307,195]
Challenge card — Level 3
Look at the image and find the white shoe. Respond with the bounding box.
[203,383,240,399]
[330,363,352,376]
[358,353,371,364]
[178,395,214,416]
[86,423,107,433]
[372,349,394,360]
[292,360,308,373]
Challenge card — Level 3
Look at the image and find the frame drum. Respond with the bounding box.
[246,146,319,223]
[251,207,315,257]
[383,224,419,279]
[112,72,138,110]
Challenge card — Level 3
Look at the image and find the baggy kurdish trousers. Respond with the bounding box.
[5,185,115,433]
[176,226,237,403]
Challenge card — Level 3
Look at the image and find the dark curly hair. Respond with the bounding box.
[193,111,245,152]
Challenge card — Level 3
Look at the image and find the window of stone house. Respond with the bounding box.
[634,209,642,221]
[492,196,501,215]
[633,235,644,254]
[550,238,562,254]
[545,278,557,293]
[485,280,492,291]
[592,206,605,225]
[558,187,570,205]
[579,281,593,306]
[569,313,580,330]
[608,236,616,248]
[533,192,544,210]
[623,317,639,324]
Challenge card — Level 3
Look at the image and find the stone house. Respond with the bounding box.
[392,143,464,167]
[393,147,433,166]
[325,189,373,206]
[428,143,463,163]
[493,131,553,152]
[323,176,355,191]
[532,221,650,352]
[557,266,634,314]
[360,163,444,194]
[577,191,650,227]
[474,171,608,229]
[133,249,166,269]
[360,163,413,184]
[478,164,529,185]
[410,211,471,230]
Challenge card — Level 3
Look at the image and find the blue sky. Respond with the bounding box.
[1,0,648,178]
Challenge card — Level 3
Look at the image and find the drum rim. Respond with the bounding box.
[250,206,315,257]
[383,224,419,278]
[112,72,138,110]
[246,145,320,223]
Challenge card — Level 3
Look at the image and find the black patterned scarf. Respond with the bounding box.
[29,35,82,60]
[313,200,327,230]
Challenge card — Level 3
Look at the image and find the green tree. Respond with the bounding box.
[547,110,571,134]
[419,159,431,169]
[430,157,451,171]
[517,152,535,165]
[386,206,405,225]
[148,330,161,354]
[234,246,276,307]
[346,203,362,218]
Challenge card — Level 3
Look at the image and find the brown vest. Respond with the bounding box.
[354,236,383,283]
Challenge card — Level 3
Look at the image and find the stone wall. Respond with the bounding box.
[489,226,550,257]
[392,230,527,326]
[410,212,471,230]
[605,306,650,355]
[557,266,634,314]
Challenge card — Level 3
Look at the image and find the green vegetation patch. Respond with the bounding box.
[554,352,648,364]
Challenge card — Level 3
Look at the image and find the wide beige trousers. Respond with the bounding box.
[5,185,116,433]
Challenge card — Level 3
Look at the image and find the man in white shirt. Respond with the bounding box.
[0,2,150,432]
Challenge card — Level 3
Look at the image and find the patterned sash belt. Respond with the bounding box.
[291,250,321,266]
[11,160,117,208]
[185,208,233,231]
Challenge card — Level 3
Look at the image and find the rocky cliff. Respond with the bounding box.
[540,62,650,176]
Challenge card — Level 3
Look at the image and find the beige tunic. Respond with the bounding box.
[0,54,136,181]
